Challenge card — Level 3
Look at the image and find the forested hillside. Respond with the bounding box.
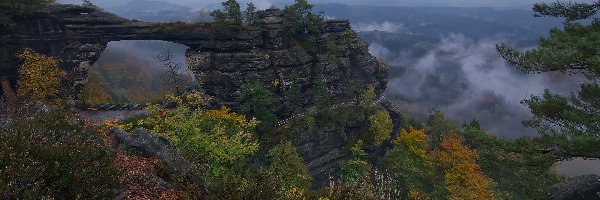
[0,0,598,199]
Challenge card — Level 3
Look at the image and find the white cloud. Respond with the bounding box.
[377,34,583,136]
[352,21,404,32]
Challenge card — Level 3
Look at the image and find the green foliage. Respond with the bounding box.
[139,92,259,172]
[359,85,376,109]
[0,104,118,199]
[532,1,600,21]
[338,140,371,186]
[462,121,562,199]
[522,87,600,158]
[368,109,393,145]
[426,111,460,149]
[211,0,242,26]
[81,0,102,10]
[282,0,322,36]
[379,128,432,198]
[0,0,54,27]
[310,77,331,109]
[238,82,277,132]
[284,80,304,114]
[496,1,600,159]
[243,2,258,25]
[266,140,313,199]
[331,140,379,199]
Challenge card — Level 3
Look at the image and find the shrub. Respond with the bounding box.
[0,103,118,199]
[16,49,66,102]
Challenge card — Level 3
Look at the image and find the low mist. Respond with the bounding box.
[371,34,582,137]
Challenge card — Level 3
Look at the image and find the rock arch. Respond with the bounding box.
[13,4,387,108]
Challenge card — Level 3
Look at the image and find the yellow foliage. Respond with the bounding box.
[16,48,66,102]
[272,79,281,87]
[262,52,270,61]
[432,134,495,200]
[103,119,124,129]
[278,186,306,200]
[369,109,393,145]
[377,58,390,71]
[203,106,258,128]
[394,127,428,157]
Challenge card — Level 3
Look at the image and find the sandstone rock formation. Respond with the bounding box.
[10,4,387,111]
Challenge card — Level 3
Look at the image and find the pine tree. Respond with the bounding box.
[496,1,600,159]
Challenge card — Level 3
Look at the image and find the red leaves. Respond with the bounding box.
[113,149,181,200]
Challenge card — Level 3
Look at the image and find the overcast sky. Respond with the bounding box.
[57,0,585,10]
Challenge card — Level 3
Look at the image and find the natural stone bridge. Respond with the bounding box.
[12,4,387,112]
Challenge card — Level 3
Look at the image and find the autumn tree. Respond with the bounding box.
[16,48,65,102]
[139,92,259,181]
[80,71,111,105]
[497,1,600,159]
[211,0,242,26]
[368,109,393,145]
[380,127,432,198]
[432,134,494,200]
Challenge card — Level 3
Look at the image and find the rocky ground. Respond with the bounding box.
[92,122,206,199]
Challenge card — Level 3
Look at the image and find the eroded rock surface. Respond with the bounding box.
[11,5,387,111]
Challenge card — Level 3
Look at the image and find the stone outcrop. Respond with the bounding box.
[11,4,387,110]
[112,128,208,198]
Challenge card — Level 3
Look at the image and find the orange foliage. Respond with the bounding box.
[113,149,181,200]
[432,134,494,200]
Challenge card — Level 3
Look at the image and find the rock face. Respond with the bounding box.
[550,175,600,200]
[11,5,387,110]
